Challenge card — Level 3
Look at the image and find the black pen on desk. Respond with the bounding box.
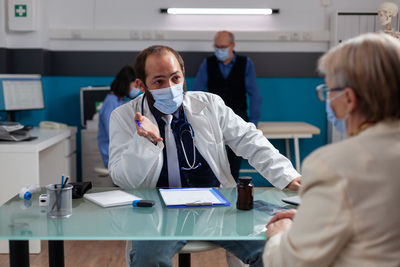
[132,200,155,207]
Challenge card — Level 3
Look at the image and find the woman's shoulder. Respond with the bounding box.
[301,138,358,183]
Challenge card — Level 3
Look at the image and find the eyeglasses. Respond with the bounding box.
[315,84,345,101]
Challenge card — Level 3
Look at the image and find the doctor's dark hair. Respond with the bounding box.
[134,45,185,86]
[110,65,136,98]
[318,32,400,122]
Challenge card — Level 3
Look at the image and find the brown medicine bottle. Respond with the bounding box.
[236,176,254,210]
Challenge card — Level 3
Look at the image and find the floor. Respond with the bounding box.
[0,240,228,267]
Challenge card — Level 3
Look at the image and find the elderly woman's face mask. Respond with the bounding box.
[326,94,346,133]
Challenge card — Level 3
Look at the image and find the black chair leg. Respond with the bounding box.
[178,253,191,267]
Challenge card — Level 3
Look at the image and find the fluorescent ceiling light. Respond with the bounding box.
[160,8,279,15]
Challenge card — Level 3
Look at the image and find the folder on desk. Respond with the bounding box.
[159,187,230,208]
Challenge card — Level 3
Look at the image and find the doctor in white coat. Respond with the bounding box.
[108,45,301,267]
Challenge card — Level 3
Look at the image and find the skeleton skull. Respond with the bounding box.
[378,2,399,26]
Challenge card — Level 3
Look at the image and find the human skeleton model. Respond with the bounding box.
[378,2,400,39]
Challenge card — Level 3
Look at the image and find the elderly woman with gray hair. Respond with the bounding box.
[262,32,400,267]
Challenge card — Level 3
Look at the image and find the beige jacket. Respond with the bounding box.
[263,120,400,267]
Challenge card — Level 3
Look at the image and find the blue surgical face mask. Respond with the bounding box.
[214,48,230,62]
[129,87,141,99]
[326,97,346,133]
[150,82,184,114]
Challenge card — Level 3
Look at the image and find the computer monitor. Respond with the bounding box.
[0,74,44,121]
[80,86,110,128]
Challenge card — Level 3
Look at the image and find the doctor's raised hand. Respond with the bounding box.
[134,112,163,144]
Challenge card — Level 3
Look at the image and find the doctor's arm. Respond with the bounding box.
[108,110,164,189]
[263,157,352,267]
[214,94,300,189]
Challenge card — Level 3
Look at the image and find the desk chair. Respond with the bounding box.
[125,241,246,267]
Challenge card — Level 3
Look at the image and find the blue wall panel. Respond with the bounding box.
[1,76,326,183]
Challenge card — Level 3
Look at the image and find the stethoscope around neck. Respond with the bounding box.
[141,96,201,171]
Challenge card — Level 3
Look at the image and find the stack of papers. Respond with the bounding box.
[84,190,141,207]
[0,122,30,141]
[159,187,230,208]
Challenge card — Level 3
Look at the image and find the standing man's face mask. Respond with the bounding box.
[214,48,230,62]
[149,82,184,114]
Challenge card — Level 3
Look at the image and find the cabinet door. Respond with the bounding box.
[336,12,399,44]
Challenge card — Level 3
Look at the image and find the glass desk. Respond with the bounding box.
[0,187,296,267]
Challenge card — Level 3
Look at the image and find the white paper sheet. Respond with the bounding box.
[159,188,226,206]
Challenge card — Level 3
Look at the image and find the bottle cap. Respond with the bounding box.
[238,176,252,183]
[24,191,32,200]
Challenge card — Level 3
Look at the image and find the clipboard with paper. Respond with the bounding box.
[159,187,231,208]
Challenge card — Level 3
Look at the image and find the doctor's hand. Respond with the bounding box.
[286,176,301,191]
[135,112,163,144]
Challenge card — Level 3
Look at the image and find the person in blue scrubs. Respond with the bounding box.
[98,65,140,168]
[192,30,262,180]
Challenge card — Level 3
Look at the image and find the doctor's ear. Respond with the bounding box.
[135,78,146,92]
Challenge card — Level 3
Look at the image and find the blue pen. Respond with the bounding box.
[135,120,143,129]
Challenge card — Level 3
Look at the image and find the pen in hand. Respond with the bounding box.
[135,120,143,129]
[134,113,163,144]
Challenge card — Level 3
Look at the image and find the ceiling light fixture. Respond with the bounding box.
[160,8,279,15]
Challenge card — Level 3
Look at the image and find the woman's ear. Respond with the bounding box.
[344,87,358,114]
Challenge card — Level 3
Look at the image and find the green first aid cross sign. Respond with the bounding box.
[14,5,27,17]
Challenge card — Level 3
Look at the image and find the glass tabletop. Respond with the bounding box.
[0,187,296,241]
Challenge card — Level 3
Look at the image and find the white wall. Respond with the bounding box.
[0,0,6,47]
[0,0,395,52]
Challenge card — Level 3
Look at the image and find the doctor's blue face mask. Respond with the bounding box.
[214,48,230,62]
[149,82,184,114]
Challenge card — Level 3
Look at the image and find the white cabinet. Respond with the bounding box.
[0,127,76,253]
[0,127,77,205]
[331,11,399,47]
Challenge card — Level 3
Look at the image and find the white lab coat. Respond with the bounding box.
[108,91,299,189]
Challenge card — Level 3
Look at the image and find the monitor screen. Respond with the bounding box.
[80,86,110,128]
[0,74,44,111]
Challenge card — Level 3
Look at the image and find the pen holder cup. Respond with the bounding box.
[46,184,73,218]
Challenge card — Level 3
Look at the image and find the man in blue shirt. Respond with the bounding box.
[192,30,262,180]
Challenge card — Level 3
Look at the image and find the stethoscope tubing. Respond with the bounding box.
[141,95,201,170]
